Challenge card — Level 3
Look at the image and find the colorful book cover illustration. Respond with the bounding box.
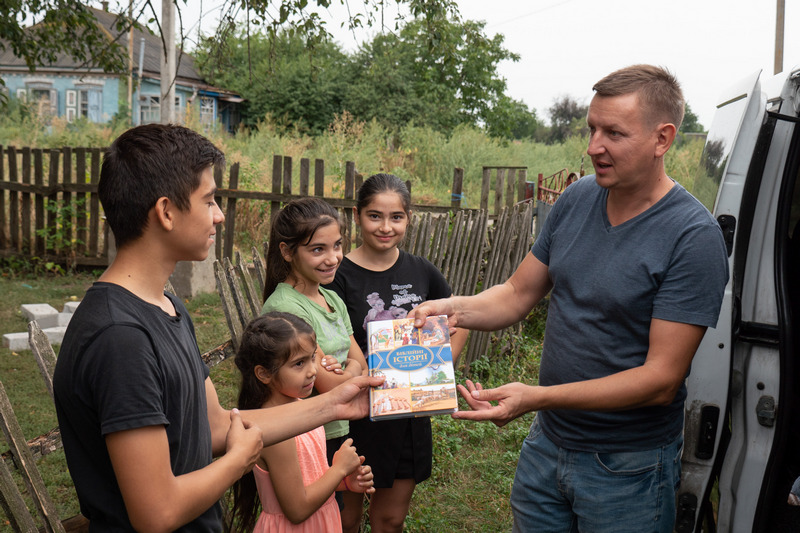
[366,316,458,421]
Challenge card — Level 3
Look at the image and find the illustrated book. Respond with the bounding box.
[366,315,458,421]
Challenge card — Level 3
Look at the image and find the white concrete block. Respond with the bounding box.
[20,304,59,328]
[169,247,217,299]
[43,327,67,346]
[57,312,73,327]
[3,332,29,351]
[62,301,81,314]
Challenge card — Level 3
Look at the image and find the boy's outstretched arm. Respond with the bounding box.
[106,409,262,533]
[207,375,385,454]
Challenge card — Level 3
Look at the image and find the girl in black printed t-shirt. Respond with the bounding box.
[327,173,467,533]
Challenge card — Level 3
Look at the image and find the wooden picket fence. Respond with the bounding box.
[0,146,531,268]
[214,200,535,371]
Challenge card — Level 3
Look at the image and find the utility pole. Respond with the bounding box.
[775,0,784,75]
[127,0,133,124]
[161,0,176,124]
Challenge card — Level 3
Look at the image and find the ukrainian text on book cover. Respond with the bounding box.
[366,316,458,421]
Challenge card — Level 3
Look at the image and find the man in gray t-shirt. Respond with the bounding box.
[413,65,729,533]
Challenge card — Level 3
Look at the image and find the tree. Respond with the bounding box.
[546,95,588,144]
[484,96,541,140]
[1,0,459,107]
[197,14,525,137]
[680,102,704,133]
[196,30,349,133]
[342,31,436,129]
[341,16,521,133]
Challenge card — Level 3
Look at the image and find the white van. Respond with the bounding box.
[678,67,800,532]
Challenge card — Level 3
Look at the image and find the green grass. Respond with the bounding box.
[0,263,544,531]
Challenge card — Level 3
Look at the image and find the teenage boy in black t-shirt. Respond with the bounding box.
[53,124,382,532]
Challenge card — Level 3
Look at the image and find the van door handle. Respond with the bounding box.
[717,215,736,256]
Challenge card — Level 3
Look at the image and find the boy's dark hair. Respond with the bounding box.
[356,173,411,214]
[98,124,225,248]
[592,64,685,130]
[229,312,316,533]
[262,198,343,301]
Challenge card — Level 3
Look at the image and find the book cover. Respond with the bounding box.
[366,315,458,421]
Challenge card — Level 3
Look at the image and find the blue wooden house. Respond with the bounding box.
[0,5,242,132]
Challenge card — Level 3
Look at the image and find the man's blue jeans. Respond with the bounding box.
[510,416,682,533]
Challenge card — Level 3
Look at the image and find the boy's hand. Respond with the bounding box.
[345,463,375,494]
[226,408,263,475]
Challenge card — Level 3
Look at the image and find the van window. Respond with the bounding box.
[692,95,751,211]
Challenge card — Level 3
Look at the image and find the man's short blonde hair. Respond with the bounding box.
[592,64,685,129]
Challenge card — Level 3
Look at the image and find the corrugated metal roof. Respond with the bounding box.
[0,6,216,87]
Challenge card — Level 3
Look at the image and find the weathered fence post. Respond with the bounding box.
[451,167,463,210]
[8,146,19,252]
[344,161,356,251]
[480,166,491,212]
[271,155,282,222]
[282,156,292,196]
[505,168,515,209]
[518,169,528,203]
[299,158,310,196]
[46,149,59,255]
[88,148,101,258]
[62,146,73,257]
[224,163,239,260]
[33,148,45,256]
[314,159,324,196]
[22,147,32,254]
[75,147,87,255]
[0,146,5,249]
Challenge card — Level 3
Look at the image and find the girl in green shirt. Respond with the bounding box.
[261,198,368,493]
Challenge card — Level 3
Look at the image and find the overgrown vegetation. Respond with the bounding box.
[0,107,706,255]
[0,264,546,532]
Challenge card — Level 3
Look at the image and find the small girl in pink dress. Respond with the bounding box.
[228,312,375,533]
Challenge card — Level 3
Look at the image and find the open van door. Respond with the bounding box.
[678,68,800,532]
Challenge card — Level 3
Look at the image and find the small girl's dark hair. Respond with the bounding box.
[228,312,316,533]
[263,197,343,301]
[356,173,411,214]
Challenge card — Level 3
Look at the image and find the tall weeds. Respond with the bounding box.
[0,111,703,207]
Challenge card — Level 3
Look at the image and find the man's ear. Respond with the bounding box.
[654,122,677,158]
[254,365,272,385]
[279,242,293,263]
[153,196,175,231]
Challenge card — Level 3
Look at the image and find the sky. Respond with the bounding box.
[143,0,800,130]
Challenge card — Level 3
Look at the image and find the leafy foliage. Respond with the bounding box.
[196,15,540,139]
[0,1,139,104]
[545,95,589,144]
[196,30,349,134]
[679,102,705,133]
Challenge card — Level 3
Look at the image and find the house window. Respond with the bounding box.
[199,97,215,126]
[139,94,182,125]
[77,87,102,122]
[23,81,57,117]
[65,90,77,122]
[140,95,161,124]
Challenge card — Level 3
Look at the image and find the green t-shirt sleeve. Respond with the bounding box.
[262,285,313,325]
